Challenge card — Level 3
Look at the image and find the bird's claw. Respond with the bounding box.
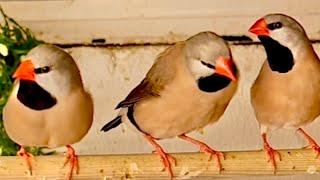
[145,134,176,179]
[17,147,33,176]
[310,143,320,159]
[264,143,281,174]
[152,146,176,179]
[178,134,224,172]
[63,145,79,180]
[153,150,177,166]
[159,153,177,169]
[297,128,320,159]
[200,144,224,172]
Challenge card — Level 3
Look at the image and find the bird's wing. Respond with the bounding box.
[115,43,184,109]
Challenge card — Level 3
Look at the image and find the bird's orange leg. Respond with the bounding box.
[178,134,224,172]
[297,128,320,158]
[63,145,79,180]
[262,133,281,174]
[144,134,176,179]
[17,146,33,176]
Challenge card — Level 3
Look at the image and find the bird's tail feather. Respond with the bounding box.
[101,116,122,132]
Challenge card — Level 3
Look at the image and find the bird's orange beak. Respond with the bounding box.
[13,60,35,81]
[249,18,269,36]
[215,57,237,81]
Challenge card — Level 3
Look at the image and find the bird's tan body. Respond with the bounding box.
[128,43,238,139]
[3,80,93,148]
[251,49,320,130]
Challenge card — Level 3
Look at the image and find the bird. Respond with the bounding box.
[249,13,320,173]
[3,44,94,179]
[101,31,238,178]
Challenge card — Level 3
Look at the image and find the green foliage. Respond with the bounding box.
[0,7,44,155]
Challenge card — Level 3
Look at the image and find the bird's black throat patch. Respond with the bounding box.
[197,74,231,92]
[17,80,57,110]
[258,36,294,73]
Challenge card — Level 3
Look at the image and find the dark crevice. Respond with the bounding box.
[221,35,252,42]
[91,38,106,45]
[54,36,320,48]
[233,41,262,45]
[310,39,320,43]
[55,42,174,48]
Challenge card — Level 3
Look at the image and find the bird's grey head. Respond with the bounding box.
[13,44,83,98]
[184,32,237,81]
[249,14,310,56]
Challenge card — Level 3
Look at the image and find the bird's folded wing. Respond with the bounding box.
[115,43,184,109]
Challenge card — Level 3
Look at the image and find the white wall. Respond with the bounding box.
[67,44,320,155]
[67,44,320,180]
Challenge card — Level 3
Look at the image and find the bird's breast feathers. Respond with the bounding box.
[251,57,320,128]
[130,73,237,139]
[3,82,93,148]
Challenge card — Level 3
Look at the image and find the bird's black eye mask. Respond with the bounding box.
[200,61,215,69]
[267,22,283,30]
[34,66,51,74]
[258,35,294,73]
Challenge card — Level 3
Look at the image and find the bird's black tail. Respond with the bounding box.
[101,116,122,132]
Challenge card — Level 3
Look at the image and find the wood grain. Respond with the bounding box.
[0,149,319,179]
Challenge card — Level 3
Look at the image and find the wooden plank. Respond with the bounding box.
[1,0,320,44]
[8,14,320,45]
[0,149,318,179]
[2,0,320,21]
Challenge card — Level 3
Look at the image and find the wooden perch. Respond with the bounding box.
[0,149,319,179]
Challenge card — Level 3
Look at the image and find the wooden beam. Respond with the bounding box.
[2,0,320,44]
[0,149,318,179]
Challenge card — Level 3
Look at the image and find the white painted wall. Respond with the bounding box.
[68,44,320,155]
[64,44,320,180]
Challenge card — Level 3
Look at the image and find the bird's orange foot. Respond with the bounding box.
[63,145,79,180]
[145,135,176,179]
[297,128,320,159]
[199,143,224,172]
[308,141,320,159]
[264,143,281,174]
[17,146,33,176]
[154,146,177,178]
[178,134,224,172]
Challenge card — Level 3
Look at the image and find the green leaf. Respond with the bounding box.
[0,6,46,156]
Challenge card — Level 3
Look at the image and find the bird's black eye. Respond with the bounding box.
[200,61,215,69]
[267,22,282,30]
[34,66,51,74]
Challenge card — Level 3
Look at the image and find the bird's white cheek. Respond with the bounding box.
[36,73,69,98]
[271,29,299,53]
[188,60,213,79]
